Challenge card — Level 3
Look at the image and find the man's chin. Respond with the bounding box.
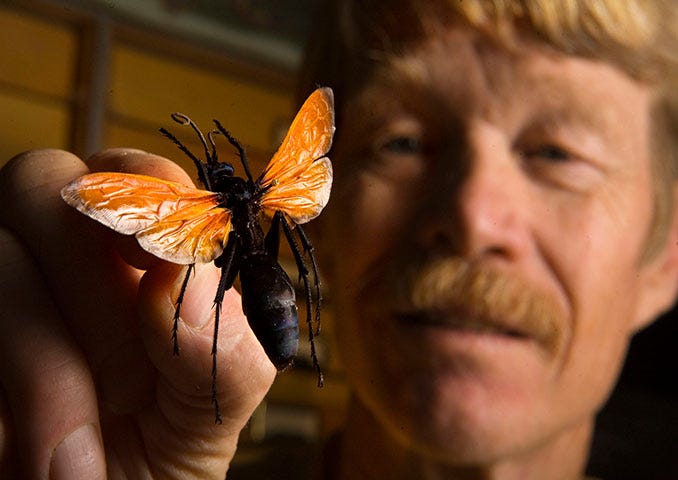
[361,352,560,465]
[349,319,563,450]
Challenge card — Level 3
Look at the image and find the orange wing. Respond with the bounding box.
[61,172,231,264]
[259,87,334,225]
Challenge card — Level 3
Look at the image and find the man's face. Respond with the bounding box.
[325,27,667,462]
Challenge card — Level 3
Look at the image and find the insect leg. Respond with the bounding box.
[295,224,323,336]
[278,213,324,387]
[210,232,239,424]
[213,119,254,185]
[172,263,195,355]
[264,209,282,259]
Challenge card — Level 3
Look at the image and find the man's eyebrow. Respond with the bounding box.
[527,105,610,133]
[348,58,430,118]
[522,69,623,131]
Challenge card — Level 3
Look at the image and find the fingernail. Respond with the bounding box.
[88,147,148,161]
[50,424,105,480]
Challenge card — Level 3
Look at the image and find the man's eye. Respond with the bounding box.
[380,136,423,155]
[525,145,572,162]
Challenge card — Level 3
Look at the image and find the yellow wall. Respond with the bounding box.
[0,7,76,161]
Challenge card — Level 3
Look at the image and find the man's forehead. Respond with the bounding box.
[351,28,649,135]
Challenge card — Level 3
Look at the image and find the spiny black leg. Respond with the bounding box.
[295,225,323,336]
[213,119,254,185]
[210,232,239,424]
[211,271,229,425]
[173,263,195,355]
[279,214,324,387]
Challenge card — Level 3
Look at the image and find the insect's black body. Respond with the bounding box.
[238,251,299,369]
[216,182,300,370]
[161,114,323,423]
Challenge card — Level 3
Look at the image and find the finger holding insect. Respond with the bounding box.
[0,149,156,413]
[139,261,276,412]
[0,149,264,477]
[137,261,275,471]
[89,149,276,465]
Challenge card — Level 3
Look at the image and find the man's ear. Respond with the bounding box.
[634,185,678,332]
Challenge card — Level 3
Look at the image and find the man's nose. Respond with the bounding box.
[418,122,531,262]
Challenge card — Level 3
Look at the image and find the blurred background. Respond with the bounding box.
[0,1,675,479]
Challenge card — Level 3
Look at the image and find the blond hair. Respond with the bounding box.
[301,0,675,99]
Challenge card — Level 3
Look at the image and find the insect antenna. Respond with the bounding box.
[160,119,212,191]
[170,112,214,162]
[277,212,324,387]
[206,130,220,164]
[213,119,254,186]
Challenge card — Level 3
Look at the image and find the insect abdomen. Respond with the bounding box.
[239,254,299,370]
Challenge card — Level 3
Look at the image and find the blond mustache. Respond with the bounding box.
[398,257,563,353]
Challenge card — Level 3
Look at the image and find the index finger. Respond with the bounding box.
[0,149,155,407]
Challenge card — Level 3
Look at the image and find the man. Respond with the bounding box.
[0,0,675,479]
[298,1,678,478]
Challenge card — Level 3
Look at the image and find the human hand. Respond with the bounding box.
[0,149,276,479]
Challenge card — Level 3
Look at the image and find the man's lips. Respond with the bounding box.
[394,309,529,339]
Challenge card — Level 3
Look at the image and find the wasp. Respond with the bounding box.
[61,88,334,422]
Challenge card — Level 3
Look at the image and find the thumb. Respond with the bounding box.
[138,260,276,425]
